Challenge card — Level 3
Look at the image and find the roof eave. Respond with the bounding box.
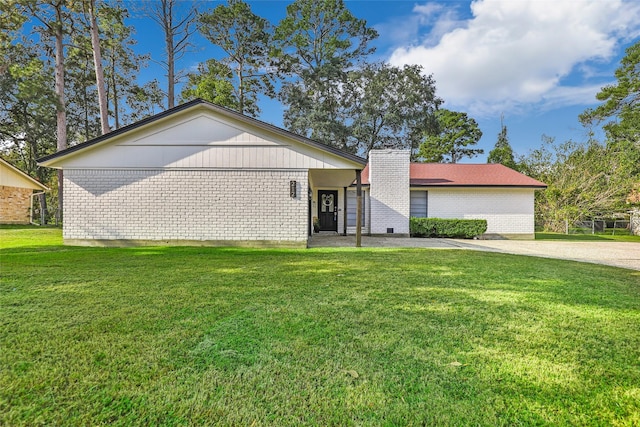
[409,184,547,189]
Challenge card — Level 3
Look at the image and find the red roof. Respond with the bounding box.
[359,163,546,188]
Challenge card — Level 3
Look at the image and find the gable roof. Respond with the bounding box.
[37,99,366,167]
[0,158,49,191]
[360,163,546,188]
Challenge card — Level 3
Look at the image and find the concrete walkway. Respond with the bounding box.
[307,235,640,271]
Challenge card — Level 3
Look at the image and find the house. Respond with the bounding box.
[0,158,49,224]
[38,99,545,246]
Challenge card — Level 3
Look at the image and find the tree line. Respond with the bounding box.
[1,0,638,227]
[489,42,640,230]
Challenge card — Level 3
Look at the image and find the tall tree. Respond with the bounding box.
[272,0,378,149]
[65,39,101,143]
[18,0,72,221]
[0,2,27,61]
[419,109,483,163]
[180,59,238,109]
[99,3,149,129]
[147,0,197,109]
[0,42,58,223]
[83,0,108,134]
[346,63,441,157]
[519,136,636,232]
[580,41,640,142]
[197,0,273,116]
[580,40,640,207]
[273,0,377,76]
[126,79,165,122]
[487,116,517,169]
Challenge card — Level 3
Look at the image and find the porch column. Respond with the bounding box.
[356,169,362,247]
[343,187,347,235]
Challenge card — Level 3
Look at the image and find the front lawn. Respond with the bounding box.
[1,227,639,426]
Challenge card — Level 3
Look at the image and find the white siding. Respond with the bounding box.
[54,113,361,170]
[346,189,366,226]
[63,169,308,243]
[0,162,47,190]
[427,188,535,235]
[346,189,370,235]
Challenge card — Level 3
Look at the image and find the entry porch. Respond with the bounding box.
[308,169,366,238]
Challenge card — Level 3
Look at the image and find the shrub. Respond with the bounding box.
[410,217,487,238]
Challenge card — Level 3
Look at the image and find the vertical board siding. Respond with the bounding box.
[346,189,366,226]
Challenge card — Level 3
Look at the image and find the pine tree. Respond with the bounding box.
[488,116,517,169]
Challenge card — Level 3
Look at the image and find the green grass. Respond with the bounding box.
[536,231,640,242]
[2,227,639,426]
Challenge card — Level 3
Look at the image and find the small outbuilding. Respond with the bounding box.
[0,158,49,224]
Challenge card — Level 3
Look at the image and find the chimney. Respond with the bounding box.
[368,149,410,236]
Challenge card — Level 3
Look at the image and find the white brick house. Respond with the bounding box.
[39,100,545,246]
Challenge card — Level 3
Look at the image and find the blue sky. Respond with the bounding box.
[129,0,640,161]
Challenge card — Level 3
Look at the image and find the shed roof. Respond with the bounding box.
[360,163,546,188]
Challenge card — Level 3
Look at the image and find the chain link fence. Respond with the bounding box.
[536,215,633,235]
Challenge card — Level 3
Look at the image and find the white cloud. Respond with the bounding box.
[388,0,640,116]
[373,2,465,53]
[413,3,444,18]
[542,83,612,109]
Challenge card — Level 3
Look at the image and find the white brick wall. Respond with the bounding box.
[369,150,410,234]
[427,188,535,235]
[64,169,308,243]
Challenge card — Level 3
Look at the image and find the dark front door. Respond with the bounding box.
[318,190,338,231]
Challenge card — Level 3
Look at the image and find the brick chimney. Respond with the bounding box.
[368,149,410,235]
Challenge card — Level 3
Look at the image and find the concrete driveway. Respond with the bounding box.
[308,235,640,271]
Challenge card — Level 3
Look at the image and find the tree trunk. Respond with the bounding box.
[112,63,120,129]
[88,0,109,134]
[149,0,195,110]
[238,68,244,114]
[54,6,66,223]
[39,192,48,225]
[164,0,175,109]
[167,32,175,108]
[83,82,90,140]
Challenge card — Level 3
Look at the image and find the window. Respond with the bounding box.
[410,191,428,218]
[347,190,365,226]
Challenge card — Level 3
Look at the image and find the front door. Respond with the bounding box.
[318,190,338,231]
